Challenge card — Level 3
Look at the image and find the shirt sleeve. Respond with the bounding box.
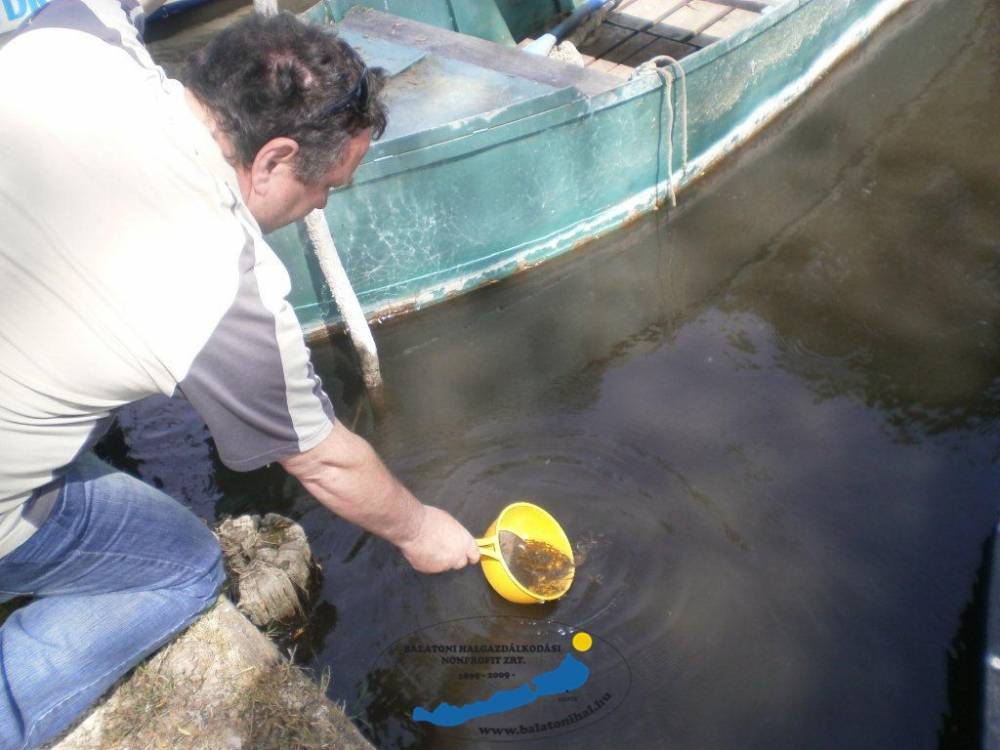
[178,236,336,472]
[15,0,152,61]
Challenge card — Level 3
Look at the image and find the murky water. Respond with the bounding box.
[107,0,998,747]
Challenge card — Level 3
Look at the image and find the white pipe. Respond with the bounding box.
[522,32,557,57]
[302,212,383,394]
[252,0,383,396]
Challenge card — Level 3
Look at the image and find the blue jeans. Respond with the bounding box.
[0,454,225,750]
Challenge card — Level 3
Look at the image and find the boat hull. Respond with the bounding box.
[267,0,913,338]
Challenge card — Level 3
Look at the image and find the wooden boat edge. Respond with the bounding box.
[296,0,917,342]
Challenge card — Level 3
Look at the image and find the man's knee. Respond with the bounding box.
[180,537,225,612]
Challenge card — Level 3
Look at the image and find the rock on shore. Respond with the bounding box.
[44,597,373,750]
[40,513,375,750]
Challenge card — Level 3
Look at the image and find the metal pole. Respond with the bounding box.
[253,0,383,396]
[301,212,383,395]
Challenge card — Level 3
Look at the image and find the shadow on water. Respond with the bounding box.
[939,534,991,750]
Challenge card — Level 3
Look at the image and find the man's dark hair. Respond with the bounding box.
[181,13,387,182]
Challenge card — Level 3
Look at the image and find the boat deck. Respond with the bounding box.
[576,0,780,78]
[144,0,781,83]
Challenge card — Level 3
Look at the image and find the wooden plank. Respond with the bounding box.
[610,0,678,28]
[577,19,636,59]
[656,0,732,42]
[619,33,698,65]
[585,27,660,66]
[710,0,771,12]
[341,6,623,96]
[587,58,633,79]
[611,0,647,11]
[607,0,690,31]
[690,7,759,46]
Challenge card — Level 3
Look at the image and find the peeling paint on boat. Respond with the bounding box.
[273,0,917,339]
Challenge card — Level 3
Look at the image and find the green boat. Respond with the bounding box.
[155,0,913,339]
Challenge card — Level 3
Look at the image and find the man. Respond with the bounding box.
[0,2,479,748]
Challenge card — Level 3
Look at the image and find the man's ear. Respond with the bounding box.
[248,137,300,196]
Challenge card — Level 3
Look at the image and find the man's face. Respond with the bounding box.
[239,128,373,234]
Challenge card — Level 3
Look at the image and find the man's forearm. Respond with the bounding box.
[280,420,424,547]
[281,419,479,573]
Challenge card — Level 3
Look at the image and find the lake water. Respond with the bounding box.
[110,0,999,747]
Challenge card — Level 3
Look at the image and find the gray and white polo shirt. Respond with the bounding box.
[0,0,336,555]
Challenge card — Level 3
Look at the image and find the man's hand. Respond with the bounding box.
[399,505,481,573]
[280,421,480,574]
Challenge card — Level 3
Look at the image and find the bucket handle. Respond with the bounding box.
[476,535,503,561]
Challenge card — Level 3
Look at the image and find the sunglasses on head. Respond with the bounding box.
[320,66,370,119]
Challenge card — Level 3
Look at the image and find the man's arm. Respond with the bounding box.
[280,420,480,573]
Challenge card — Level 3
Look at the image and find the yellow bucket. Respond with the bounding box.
[476,502,575,604]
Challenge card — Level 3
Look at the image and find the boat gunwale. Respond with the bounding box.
[352,80,650,183]
[292,0,918,338]
[308,0,819,186]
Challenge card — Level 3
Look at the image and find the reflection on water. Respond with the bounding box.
[111,0,998,747]
[304,0,998,747]
[113,395,222,519]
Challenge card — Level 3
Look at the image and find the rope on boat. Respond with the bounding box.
[633,55,688,208]
[252,0,384,396]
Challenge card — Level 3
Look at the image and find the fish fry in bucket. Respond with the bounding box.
[476,502,575,604]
